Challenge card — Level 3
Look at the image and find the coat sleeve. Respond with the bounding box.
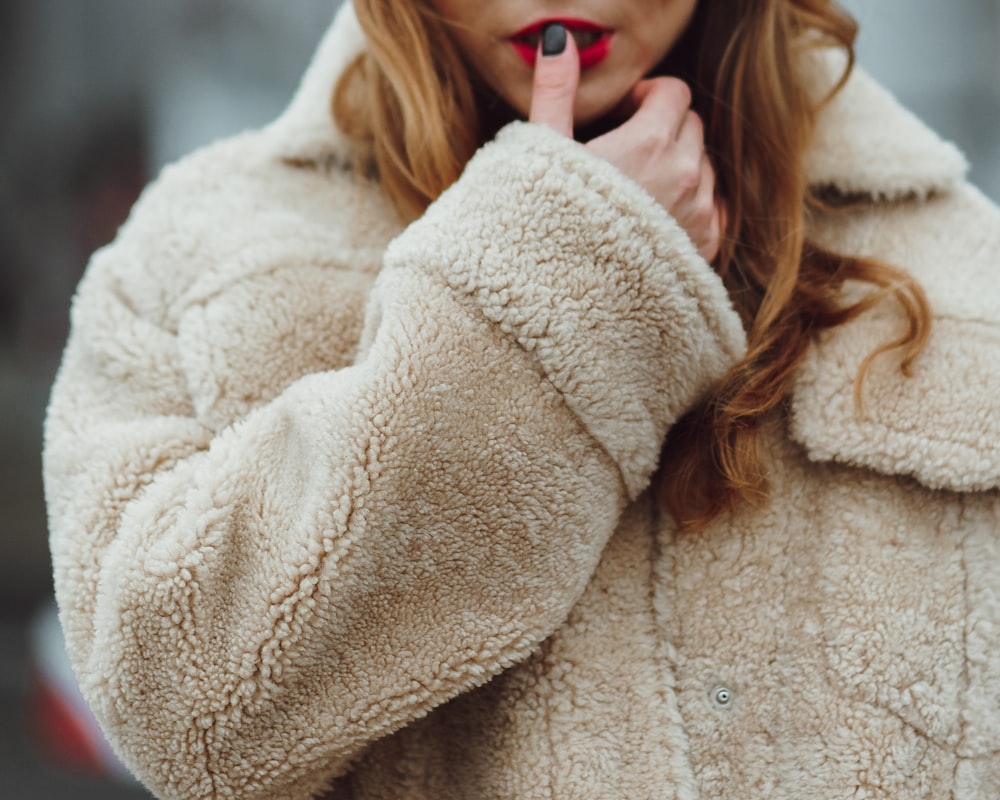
[44,121,746,800]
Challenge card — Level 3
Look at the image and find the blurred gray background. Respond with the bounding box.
[1,0,997,796]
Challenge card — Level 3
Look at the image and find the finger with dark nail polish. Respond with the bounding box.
[541,23,567,57]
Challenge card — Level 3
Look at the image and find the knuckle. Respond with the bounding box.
[677,157,702,191]
[658,77,692,109]
[685,109,704,138]
[694,202,715,228]
[706,231,722,261]
[533,74,573,98]
[532,63,577,99]
[631,127,668,162]
[645,126,674,153]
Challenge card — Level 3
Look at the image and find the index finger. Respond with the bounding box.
[528,24,581,137]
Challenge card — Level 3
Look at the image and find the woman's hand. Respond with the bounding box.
[529,27,724,263]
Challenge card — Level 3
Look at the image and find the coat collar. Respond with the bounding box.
[800,48,968,199]
[262,2,363,168]
[265,3,969,200]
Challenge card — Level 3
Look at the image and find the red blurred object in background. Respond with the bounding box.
[27,604,136,782]
[28,671,106,776]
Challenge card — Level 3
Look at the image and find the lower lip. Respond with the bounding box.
[510,33,614,70]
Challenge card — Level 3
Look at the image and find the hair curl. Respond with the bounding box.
[333,0,931,528]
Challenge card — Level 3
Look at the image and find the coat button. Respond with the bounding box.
[710,685,734,709]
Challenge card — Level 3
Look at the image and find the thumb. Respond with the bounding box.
[528,23,580,137]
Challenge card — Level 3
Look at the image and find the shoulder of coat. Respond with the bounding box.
[80,119,397,335]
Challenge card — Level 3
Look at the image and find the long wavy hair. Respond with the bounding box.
[332,0,931,528]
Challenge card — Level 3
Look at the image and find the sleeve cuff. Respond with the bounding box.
[383,121,747,497]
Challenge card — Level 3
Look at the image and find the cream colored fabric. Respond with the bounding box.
[44,5,1000,799]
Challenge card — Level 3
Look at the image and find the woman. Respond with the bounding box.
[44,1,1000,798]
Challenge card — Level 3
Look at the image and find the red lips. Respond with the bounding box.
[510,18,614,69]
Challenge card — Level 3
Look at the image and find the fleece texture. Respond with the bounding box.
[43,4,1000,799]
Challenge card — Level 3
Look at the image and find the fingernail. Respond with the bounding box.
[541,23,567,57]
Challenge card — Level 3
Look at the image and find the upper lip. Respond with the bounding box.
[511,18,612,49]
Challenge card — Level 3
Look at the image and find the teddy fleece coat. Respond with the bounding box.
[44,5,1000,799]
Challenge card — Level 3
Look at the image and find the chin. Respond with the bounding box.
[573,88,631,128]
[573,102,617,128]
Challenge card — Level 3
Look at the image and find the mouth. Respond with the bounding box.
[510,19,615,69]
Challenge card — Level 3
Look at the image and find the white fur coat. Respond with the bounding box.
[44,5,1000,798]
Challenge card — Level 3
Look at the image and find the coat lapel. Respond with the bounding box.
[791,55,999,494]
